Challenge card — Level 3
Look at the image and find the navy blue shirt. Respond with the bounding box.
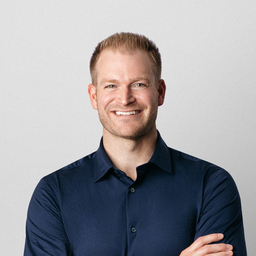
[24,133,246,255]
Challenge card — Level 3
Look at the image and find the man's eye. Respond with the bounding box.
[134,83,145,88]
[106,84,115,88]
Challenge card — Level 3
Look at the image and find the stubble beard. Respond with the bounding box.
[98,108,158,140]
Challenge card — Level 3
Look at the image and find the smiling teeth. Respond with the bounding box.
[115,111,139,116]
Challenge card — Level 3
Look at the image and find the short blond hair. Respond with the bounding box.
[90,32,162,85]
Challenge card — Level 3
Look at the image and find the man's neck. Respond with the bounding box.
[102,129,158,181]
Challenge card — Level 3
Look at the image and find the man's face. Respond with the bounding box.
[88,49,165,140]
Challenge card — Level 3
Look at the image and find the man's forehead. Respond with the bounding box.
[93,48,155,86]
[96,48,152,69]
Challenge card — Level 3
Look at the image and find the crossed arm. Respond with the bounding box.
[180,233,233,256]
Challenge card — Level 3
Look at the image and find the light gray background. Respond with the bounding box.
[1,1,255,255]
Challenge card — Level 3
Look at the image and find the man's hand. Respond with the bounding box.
[180,234,233,256]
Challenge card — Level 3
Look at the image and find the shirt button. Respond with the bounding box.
[131,226,136,233]
[130,187,135,193]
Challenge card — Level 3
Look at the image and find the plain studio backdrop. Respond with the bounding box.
[1,0,255,255]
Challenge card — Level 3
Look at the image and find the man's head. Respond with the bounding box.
[90,32,162,85]
[88,32,166,140]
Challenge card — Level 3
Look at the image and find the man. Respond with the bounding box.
[24,32,246,255]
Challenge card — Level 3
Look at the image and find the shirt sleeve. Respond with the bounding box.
[24,177,72,256]
[195,167,247,255]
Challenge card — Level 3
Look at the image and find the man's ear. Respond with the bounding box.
[88,83,98,110]
[157,79,166,106]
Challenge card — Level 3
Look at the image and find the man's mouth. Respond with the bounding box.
[115,110,141,116]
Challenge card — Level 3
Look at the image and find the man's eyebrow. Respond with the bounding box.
[132,77,150,83]
[101,79,119,84]
[101,77,150,84]
[101,76,151,85]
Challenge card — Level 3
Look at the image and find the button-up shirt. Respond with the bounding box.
[24,133,247,255]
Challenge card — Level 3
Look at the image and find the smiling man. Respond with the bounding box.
[24,33,246,256]
[88,48,165,181]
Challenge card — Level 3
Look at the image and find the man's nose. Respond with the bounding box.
[117,87,136,106]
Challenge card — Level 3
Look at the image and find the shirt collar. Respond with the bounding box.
[93,131,172,182]
[148,131,172,174]
[93,138,114,182]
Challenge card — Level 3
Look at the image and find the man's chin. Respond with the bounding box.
[105,126,155,140]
